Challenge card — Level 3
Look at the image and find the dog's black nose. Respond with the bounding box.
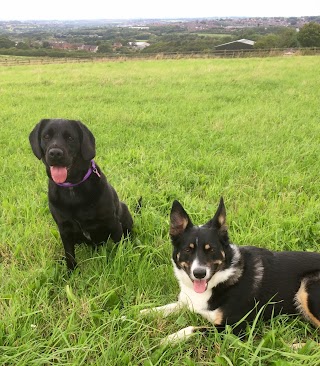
[193,268,207,279]
[48,148,64,160]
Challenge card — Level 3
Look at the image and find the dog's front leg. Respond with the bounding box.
[140,302,181,317]
[140,305,222,345]
[60,233,77,271]
[64,245,76,271]
[110,221,124,243]
[195,309,223,326]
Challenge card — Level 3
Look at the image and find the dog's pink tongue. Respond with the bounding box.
[50,166,68,183]
[193,280,207,293]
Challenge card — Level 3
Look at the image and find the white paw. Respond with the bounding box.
[140,308,152,315]
[160,326,196,345]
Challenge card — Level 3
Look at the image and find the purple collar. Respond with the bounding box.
[56,160,101,187]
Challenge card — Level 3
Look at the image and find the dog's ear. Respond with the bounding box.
[170,200,193,238]
[75,121,96,160]
[205,197,229,244]
[205,197,227,230]
[29,119,49,159]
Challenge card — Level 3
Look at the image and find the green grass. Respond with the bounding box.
[1,56,320,365]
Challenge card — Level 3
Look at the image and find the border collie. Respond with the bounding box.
[141,198,320,343]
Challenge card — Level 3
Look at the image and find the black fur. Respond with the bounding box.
[29,118,133,270]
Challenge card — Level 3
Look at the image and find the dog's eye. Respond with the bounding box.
[184,247,192,253]
[67,135,74,142]
[43,134,50,140]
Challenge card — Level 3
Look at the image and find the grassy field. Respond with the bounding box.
[1,56,320,365]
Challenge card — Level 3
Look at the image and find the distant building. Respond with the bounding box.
[215,39,255,50]
[78,45,98,52]
[49,42,98,53]
[128,41,150,50]
[50,42,78,50]
[128,26,150,30]
[112,42,123,50]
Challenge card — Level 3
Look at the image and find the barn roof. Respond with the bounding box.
[216,38,255,47]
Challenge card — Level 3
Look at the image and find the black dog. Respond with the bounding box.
[142,198,320,343]
[29,118,133,270]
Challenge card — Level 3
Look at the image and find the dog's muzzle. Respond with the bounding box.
[47,147,65,164]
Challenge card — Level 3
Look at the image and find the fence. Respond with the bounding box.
[0,47,320,66]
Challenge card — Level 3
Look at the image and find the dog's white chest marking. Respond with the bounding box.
[178,281,211,312]
[177,281,223,324]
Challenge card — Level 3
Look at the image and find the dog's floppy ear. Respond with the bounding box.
[205,197,227,230]
[75,121,96,160]
[170,200,193,238]
[29,119,49,159]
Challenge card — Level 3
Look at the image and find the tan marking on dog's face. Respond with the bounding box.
[295,280,320,328]
[189,243,195,249]
[220,251,226,259]
[177,252,180,261]
[179,261,189,269]
[205,244,211,250]
[213,259,223,265]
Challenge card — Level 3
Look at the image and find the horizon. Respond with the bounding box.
[1,15,320,22]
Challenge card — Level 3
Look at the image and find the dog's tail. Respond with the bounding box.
[135,196,143,215]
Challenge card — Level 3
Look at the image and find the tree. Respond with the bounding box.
[297,22,320,47]
[254,34,279,49]
[0,37,15,48]
[277,28,298,48]
[42,41,51,49]
[254,28,299,49]
[16,42,30,49]
[97,43,112,53]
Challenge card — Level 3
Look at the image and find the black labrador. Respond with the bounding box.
[29,118,133,270]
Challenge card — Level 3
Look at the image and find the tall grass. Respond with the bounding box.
[1,56,320,364]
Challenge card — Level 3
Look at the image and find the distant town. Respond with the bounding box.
[0,16,315,34]
[0,16,319,57]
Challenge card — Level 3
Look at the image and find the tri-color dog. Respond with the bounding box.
[141,198,320,343]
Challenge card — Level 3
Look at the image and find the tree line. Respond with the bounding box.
[0,22,319,57]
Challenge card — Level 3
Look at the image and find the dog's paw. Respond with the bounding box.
[140,308,152,315]
[160,326,197,345]
[291,342,306,350]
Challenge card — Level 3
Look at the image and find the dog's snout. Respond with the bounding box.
[193,268,207,279]
[48,148,64,160]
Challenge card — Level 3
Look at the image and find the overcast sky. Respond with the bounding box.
[1,0,319,21]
